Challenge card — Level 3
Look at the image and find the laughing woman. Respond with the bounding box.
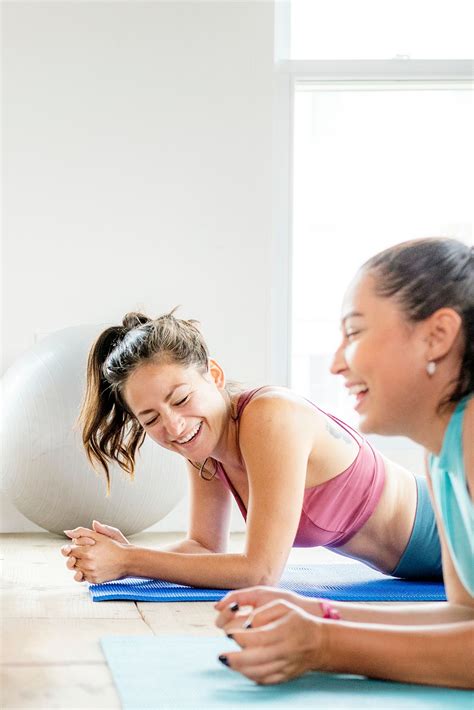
[215,237,473,689]
[61,309,442,588]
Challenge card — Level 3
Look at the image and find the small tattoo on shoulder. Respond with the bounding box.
[325,420,352,445]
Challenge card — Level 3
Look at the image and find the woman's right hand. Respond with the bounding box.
[214,586,306,629]
[61,520,130,582]
[216,598,330,685]
[63,520,130,546]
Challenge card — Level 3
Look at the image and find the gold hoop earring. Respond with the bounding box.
[225,388,238,421]
[199,457,217,481]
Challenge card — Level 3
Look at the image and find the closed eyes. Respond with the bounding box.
[143,395,190,427]
[175,396,189,406]
[345,330,360,340]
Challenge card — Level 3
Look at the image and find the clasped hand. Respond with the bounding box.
[214,587,330,685]
[61,520,131,584]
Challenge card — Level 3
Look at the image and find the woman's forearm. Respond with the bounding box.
[123,546,269,588]
[300,598,474,626]
[159,538,222,555]
[320,619,474,689]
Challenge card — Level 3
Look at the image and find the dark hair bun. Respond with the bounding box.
[122,312,150,330]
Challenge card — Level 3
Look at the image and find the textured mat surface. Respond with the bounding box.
[101,635,471,709]
[90,563,445,602]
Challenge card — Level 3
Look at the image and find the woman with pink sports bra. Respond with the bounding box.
[61,310,441,587]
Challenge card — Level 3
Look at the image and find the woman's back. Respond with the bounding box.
[216,386,440,577]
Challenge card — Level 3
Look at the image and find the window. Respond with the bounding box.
[271,5,473,467]
[291,81,473,431]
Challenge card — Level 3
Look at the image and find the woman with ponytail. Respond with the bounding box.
[62,302,444,590]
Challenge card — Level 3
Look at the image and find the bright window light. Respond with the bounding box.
[290,1,474,59]
[291,82,473,430]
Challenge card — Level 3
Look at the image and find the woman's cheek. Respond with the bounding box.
[147,428,167,448]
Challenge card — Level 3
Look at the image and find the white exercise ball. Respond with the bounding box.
[0,325,187,535]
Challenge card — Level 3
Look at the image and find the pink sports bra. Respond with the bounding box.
[215,388,386,548]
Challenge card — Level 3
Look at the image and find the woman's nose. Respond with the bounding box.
[163,412,186,438]
[330,341,347,376]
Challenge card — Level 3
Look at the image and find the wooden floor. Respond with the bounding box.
[0,532,409,709]
[1,532,346,709]
[1,532,233,708]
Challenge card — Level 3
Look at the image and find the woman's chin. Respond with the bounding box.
[358,412,402,438]
[356,410,379,436]
[358,417,372,434]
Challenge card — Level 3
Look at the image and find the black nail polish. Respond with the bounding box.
[243,620,252,629]
[218,654,229,667]
[229,602,239,612]
[226,633,234,639]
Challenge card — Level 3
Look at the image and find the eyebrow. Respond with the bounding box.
[137,384,188,416]
[342,311,363,324]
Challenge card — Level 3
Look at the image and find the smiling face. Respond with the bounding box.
[330,270,431,436]
[122,358,228,459]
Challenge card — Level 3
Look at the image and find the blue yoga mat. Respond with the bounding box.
[90,563,445,603]
[101,635,472,709]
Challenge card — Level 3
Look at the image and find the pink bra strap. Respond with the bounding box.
[235,386,273,418]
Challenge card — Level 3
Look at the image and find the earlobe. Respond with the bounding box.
[208,358,226,389]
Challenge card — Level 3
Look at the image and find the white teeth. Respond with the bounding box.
[176,422,202,444]
[348,384,369,396]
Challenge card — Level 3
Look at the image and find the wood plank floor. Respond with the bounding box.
[1,532,231,708]
[0,532,431,709]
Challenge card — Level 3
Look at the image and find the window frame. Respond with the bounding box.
[270,51,473,385]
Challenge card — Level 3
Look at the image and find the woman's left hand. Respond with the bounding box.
[218,599,330,685]
[61,526,131,584]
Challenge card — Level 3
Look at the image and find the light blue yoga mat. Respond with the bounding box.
[101,635,472,709]
[90,563,445,603]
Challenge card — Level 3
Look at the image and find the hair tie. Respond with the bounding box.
[320,601,340,620]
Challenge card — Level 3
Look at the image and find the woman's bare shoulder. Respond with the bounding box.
[236,387,327,452]
[238,386,319,419]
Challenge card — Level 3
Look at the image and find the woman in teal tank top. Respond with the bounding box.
[215,237,474,689]
[429,395,473,595]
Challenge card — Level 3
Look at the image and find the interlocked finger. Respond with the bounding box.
[71,536,96,546]
[221,644,287,680]
[243,600,298,630]
[64,527,99,541]
[64,544,94,560]
[74,569,85,582]
[66,555,77,570]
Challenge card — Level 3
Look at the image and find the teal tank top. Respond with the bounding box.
[429,395,474,596]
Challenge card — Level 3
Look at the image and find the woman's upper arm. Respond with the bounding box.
[463,397,474,503]
[184,461,232,553]
[238,395,314,585]
[440,396,474,603]
[424,468,474,608]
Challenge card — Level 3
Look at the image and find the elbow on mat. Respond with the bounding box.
[237,562,282,589]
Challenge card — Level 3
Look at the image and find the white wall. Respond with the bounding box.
[2,1,275,532]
